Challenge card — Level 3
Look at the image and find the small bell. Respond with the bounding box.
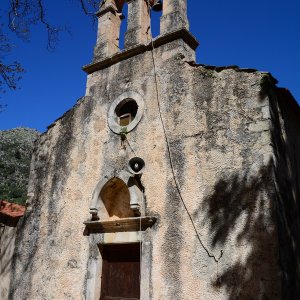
[152,0,163,12]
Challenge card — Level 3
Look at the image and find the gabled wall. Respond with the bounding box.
[7,35,287,299]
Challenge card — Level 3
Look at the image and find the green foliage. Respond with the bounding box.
[119,127,128,141]
[0,128,39,205]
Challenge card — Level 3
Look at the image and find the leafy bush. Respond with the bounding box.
[0,128,39,205]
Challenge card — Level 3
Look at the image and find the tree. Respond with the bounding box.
[0,0,100,109]
[0,24,23,105]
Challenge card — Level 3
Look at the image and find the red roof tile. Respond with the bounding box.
[0,200,25,218]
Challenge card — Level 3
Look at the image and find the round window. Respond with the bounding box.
[115,99,138,127]
[108,91,144,134]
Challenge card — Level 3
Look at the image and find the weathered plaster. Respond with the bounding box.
[9,43,284,299]
[5,1,300,299]
[0,226,17,300]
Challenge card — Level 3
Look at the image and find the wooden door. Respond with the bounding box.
[100,243,140,300]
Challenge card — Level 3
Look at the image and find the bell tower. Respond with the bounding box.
[93,0,151,60]
[82,1,199,299]
[84,0,198,72]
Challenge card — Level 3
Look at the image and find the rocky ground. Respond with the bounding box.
[0,128,39,205]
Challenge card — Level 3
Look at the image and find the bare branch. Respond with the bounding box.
[0,24,24,95]
[1,0,101,96]
[78,0,99,24]
[37,0,60,50]
[0,61,23,91]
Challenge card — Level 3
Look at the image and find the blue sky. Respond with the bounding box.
[0,0,299,132]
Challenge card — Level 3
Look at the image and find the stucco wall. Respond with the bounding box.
[8,39,283,299]
[0,225,17,300]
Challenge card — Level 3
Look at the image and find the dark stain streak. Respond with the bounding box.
[169,139,186,188]
[161,180,184,299]
[8,150,45,298]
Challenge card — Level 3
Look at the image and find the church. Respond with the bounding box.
[2,0,300,299]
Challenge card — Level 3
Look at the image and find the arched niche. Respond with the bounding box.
[85,171,156,234]
[100,177,135,220]
[89,171,143,221]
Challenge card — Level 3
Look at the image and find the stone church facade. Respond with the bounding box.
[2,0,300,299]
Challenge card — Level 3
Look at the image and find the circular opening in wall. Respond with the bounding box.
[108,91,145,134]
[115,99,138,127]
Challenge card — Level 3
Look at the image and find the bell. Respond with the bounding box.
[152,0,163,12]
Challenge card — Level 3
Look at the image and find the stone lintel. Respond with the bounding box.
[102,231,142,244]
[83,29,199,74]
[84,216,157,234]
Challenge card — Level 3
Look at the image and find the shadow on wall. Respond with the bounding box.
[200,162,280,299]
[270,88,300,299]
[199,86,300,299]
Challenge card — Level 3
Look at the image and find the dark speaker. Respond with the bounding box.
[128,157,145,175]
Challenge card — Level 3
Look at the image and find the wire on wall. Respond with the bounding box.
[146,1,223,264]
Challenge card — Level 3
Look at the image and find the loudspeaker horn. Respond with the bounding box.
[128,157,145,175]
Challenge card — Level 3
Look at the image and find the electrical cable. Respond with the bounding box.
[124,135,137,156]
[139,182,144,291]
[146,1,223,263]
[139,208,142,288]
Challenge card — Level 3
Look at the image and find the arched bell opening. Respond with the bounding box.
[109,0,128,51]
[117,1,128,50]
[99,177,135,220]
[149,0,163,38]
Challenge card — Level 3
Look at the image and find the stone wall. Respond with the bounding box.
[7,36,289,299]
